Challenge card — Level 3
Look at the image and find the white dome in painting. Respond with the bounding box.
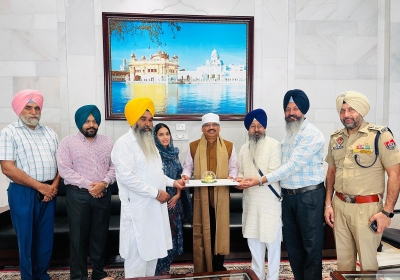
[211,48,219,60]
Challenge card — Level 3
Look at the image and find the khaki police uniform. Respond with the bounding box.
[325,121,400,271]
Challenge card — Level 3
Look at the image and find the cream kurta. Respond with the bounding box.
[111,128,174,261]
[238,136,282,243]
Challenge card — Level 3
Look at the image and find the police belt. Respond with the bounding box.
[336,192,381,204]
[282,182,324,195]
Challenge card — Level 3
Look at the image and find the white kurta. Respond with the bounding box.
[111,128,174,261]
[238,136,282,243]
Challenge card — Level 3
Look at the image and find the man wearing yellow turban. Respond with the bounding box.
[111,97,186,277]
[325,91,400,271]
[124,97,155,126]
[0,89,60,279]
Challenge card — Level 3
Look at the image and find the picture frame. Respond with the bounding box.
[102,13,254,121]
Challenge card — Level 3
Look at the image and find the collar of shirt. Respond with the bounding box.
[75,131,98,143]
[340,120,369,137]
[300,118,308,131]
[283,119,309,143]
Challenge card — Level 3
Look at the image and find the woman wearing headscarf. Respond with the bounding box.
[153,123,193,275]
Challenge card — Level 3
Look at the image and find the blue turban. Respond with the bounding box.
[244,108,267,130]
[75,105,101,129]
[283,89,310,115]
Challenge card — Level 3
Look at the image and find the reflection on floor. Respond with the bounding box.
[377,242,400,270]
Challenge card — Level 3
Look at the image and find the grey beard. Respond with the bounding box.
[248,131,266,159]
[341,115,363,130]
[19,115,40,127]
[285,115,304,139]
[133,126,159,161]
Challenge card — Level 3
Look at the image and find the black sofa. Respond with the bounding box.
[0,181,121,267]
[381,210,400,249]
[0,181,337,268]
[0,181,249,267]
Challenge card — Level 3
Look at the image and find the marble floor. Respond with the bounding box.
[377,242,400,270]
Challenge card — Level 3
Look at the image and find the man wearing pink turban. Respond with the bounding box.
[0,89,60,280]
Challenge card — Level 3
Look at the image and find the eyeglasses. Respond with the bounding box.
[203,123,219,128]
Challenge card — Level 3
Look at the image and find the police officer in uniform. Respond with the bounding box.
[324,91,400,271]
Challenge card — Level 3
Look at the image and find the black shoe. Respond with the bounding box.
[212,254,227,271]
[377,242,383,252]
[213,265,227,272]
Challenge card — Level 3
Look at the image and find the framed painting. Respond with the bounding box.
[102,13,254,121]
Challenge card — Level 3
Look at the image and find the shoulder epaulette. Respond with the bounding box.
[368,125,389,133]
[331,129,342,136]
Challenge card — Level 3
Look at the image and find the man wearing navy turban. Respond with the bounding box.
[57,105,116,280]
[239,90,326,280]
[283,89,310,115]
[243,108,267,131]
[237,109,282,280]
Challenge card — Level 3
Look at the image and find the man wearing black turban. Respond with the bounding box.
[57,105,116,280]
[239,89,326,280]
[283,89,310,115]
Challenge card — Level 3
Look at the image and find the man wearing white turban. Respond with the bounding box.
[325,91,400,271]
[182,113,238,272]
[111,98,186,277]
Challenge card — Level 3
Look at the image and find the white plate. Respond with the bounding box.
[185,179,238,187]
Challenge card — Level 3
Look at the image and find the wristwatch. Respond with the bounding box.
[102,181,109,189]
[381,209,394,218]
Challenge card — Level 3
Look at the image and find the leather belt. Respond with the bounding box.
[67,185,89,192]
[41,180,54,185]
[335,192,380,204]
[283,182,324,195]
[37,180,55,200]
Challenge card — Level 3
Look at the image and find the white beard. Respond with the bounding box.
[248,131,266,159]
[20,115,40,127]
[133,126,159,161]
[285,115,304,141]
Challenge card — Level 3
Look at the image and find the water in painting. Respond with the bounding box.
[112,81,246,115]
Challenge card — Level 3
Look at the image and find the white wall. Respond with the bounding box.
[0,0,399,212]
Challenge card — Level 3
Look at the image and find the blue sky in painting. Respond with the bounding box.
[110,21,247,71]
